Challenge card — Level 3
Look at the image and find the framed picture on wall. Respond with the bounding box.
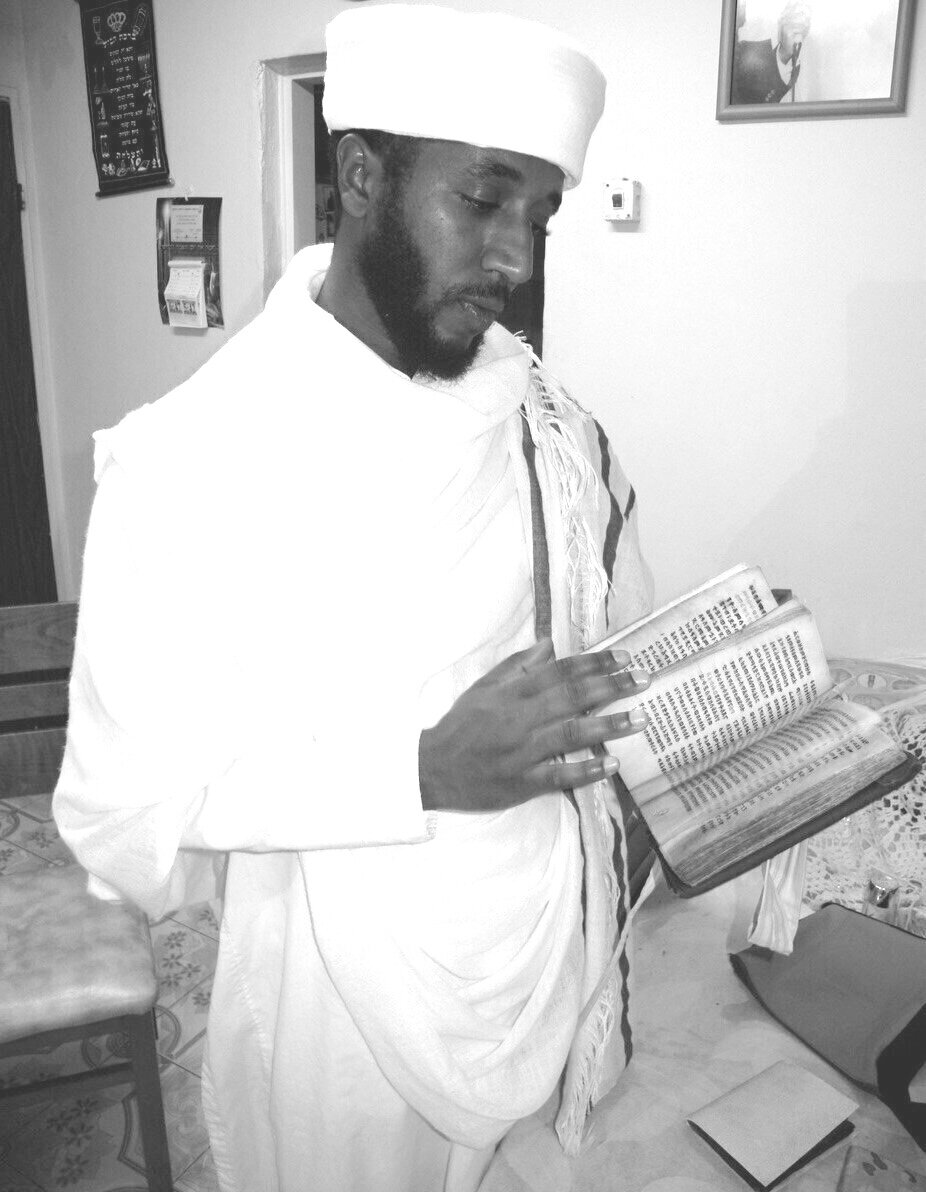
[716,0,916,121]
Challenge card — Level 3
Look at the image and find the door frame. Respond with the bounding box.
[258,53,326,303]
[0,82,70,597]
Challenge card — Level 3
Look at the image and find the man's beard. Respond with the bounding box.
[356,182,506,382]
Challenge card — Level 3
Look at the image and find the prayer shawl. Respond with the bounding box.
[54,245,653,1187]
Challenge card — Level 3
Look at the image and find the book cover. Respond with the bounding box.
[688,1060,857,1190]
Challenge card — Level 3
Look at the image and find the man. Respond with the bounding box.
[732,2,812,104]
[54,6,653,1191]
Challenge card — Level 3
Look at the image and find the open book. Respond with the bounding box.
[591,564,920,896]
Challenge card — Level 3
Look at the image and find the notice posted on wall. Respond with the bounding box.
[156,196,223,329]
[163,261,206,328]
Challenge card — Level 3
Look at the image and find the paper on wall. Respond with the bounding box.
[164,260,206,329]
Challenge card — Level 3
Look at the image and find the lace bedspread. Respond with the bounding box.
[803,656,926,918]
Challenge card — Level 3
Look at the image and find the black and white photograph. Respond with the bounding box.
[2,1,925,1190]
[718,0,916,119]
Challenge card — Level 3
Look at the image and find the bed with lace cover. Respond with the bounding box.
[803,656,926,920]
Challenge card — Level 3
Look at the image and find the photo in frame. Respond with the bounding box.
[716,0,916,122]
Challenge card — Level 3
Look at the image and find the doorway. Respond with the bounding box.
[0,97,57,606]
[291,78,336,251]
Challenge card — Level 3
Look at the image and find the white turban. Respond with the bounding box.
[322,4,606,189]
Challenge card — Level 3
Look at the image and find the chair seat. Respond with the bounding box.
[0,863,158,1043]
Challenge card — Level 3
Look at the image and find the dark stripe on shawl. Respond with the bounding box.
[595,418,635,636]
[520,408,553,642]
[594,420,624,586]
[618,934,633,1062]
[614,815,634,1064]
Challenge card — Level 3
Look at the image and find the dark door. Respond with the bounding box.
[0,98,57,606]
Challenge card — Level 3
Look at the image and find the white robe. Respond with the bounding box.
[54,245,653,1191]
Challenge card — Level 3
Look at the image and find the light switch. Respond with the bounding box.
[604,179,641,222]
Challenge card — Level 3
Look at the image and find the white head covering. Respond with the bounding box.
[322,4,606,189]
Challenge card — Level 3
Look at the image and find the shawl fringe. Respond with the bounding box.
[555,777,635,1154]
[518,338,640,1155]
[521,349,611,648]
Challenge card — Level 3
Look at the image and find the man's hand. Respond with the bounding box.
[418,638,650,813]
[777,2,811,63]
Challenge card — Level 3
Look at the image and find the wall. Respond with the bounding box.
[8,0,926,660]
[547,0,926,662]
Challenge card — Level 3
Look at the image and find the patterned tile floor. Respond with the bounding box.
[0,794,219,1192]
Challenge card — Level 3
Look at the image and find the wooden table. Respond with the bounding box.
[483,871,926,1191]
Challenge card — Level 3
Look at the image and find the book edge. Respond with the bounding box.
[655,752,921,897]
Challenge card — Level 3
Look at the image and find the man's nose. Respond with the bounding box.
[481,220,534,288]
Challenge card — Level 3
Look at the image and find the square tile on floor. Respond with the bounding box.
[149,918,220,1012]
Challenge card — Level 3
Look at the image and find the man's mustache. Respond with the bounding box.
[445,282,514,311]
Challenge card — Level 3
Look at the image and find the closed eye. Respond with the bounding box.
[460,194,497,213]
[460,193,552,239]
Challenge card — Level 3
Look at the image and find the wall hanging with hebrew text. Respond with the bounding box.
[76,0,171,196]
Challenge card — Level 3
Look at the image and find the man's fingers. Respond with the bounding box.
[532,662,650,722]
[511,645,630,694]
[523,751,624,795]
[485,642,639,696]
[525,707,649,763]
[553,647,634,677]
[421,640,650,812]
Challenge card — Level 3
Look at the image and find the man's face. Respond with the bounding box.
[357,140,564,380]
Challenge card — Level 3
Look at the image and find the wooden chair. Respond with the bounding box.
[0,601,173,1191]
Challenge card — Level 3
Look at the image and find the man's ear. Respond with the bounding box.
[335,132,383,220]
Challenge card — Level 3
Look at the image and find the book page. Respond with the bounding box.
[645,701,907,887]
[592,564,777,675]
[602,601,832,788]
[639,699,881,837]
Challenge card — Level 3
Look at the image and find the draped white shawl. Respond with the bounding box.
[54,244,653,1160]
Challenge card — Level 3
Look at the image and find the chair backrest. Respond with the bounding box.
[0,602,78,798]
